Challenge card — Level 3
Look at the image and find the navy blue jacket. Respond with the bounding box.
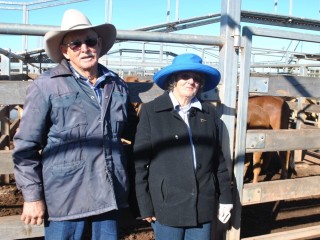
[13,60,137,221]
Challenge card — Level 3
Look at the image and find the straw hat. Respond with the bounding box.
[44,9,116,63]
[153,53,221,91]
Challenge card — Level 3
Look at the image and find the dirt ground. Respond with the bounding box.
[1,150,319,240]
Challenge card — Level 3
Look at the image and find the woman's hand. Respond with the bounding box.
[143,216,157,223]
[218,203,233,223]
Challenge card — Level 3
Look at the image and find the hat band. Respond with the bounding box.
[68,23,91,30]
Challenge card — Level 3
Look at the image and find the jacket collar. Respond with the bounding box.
[168,91,202,111]
[153,92,173,112]
[49,59,73,78]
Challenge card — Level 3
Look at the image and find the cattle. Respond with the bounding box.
[131,102,143,116]
[245,102,271,183]
[245,96,292,183]
[125,75,140,82]
[124,75,152,83]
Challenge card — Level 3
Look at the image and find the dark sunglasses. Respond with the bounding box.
[62,38,99,51]
[177,72,204,84]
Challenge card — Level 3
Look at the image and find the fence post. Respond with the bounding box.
[0,105,10,183]
[294,97,306,162]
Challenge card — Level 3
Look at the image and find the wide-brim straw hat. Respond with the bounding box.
[153,53,221,92]
[44,9,116,63]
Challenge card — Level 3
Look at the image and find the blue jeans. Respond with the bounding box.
[44,211,119,240]
[152,221,212,240]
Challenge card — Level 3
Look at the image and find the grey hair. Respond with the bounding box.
[165,74,178,91]
[164,73,205,93]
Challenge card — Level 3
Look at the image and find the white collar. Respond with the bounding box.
[169,91,202,111]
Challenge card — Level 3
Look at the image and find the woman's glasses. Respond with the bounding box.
[62,38,99,51]
[177,72,204,84]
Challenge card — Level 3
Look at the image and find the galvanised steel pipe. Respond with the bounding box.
[117,30,223,46]
[0,23,54,35]
[0,23,224,47]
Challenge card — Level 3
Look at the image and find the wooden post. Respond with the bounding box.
[294,97,305,162]
[0,106,10,183]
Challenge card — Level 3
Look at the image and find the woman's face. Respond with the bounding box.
[173,71,204,99]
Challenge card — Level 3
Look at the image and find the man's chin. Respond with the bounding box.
[80,62,98,70]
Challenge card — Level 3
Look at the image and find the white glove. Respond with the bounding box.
[218,204,233,223]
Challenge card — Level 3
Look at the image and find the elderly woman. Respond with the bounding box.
[133,53,233,240]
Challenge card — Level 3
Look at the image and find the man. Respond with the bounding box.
[13,9,137,239]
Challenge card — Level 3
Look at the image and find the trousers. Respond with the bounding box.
[44,210,119,240]
[152,220,212,240]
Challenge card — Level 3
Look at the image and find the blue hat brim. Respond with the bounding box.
[153,63,221,92]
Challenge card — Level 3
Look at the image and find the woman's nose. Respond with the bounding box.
[187,78,196,84]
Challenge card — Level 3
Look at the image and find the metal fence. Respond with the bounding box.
[1,1,320,239]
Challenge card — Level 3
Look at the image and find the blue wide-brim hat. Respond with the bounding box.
[153,53,221,91]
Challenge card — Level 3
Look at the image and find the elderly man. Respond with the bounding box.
[13,9,137,239]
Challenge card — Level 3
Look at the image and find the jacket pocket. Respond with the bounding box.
[44,160,85,218]
[210,173,218,198]
[160,178,167,202]
[51,160,84,177]
[110,91,128,135]
[51,92,87,132]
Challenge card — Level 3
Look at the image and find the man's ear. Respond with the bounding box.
[60,45,70,60]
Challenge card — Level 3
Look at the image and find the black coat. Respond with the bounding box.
[133,92,233,227]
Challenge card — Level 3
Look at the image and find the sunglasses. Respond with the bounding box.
[62,38,99,51]
[177,72,204,84]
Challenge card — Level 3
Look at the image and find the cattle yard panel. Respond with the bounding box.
[0,104,19,184]
[242,176,320,206]
[1,78,320,239]
[0,79,222,239]
[246,129,320,152]
[1,78,320,235]
[230,25,320,240]
[1,1,320,239]
[0,81,30,105]
[0,215,44,240]
[242,225,320,240]
[0,150,13,175]
[0,106,10,150]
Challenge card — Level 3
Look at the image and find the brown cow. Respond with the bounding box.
[246,96,292,182]
[125,75,140,82]
[245,102,271,183]
[131,102,143,116]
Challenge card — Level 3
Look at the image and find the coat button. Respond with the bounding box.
[175,135,179,139]
[91,96,95,100]
[197,163,202,170]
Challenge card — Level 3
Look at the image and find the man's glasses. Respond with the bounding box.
[177,72,204,84]
[62,38,99,51]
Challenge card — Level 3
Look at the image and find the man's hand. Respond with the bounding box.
[218,203,233,223]
[143,216,157,223]
[21,200,46,225]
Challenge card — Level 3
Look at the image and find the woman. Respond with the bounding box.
[133,53,233,240]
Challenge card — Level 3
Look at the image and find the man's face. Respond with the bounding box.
[60,29,102,73]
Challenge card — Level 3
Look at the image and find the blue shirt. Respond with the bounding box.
[69,63,117,105]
